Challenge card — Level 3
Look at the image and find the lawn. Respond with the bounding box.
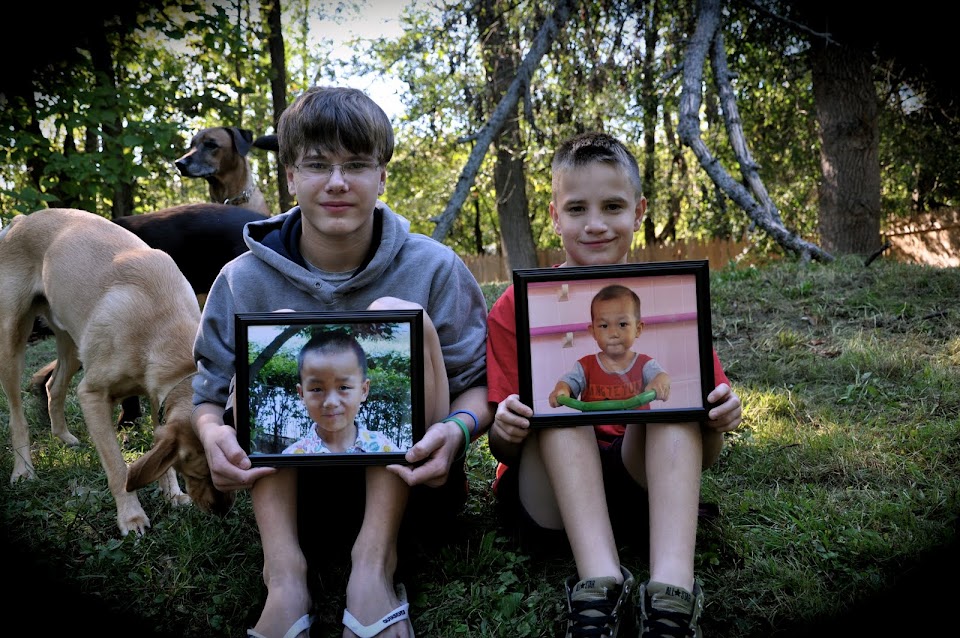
[1,255,958,637]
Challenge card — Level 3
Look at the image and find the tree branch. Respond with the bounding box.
[430,0,576,241]
[676,0,833,264]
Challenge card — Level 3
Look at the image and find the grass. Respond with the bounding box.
[2,255,959,637]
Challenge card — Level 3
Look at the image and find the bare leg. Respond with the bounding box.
[251,468,311,638]
[367,297,449,424]
[623,422,702,590]
[343,467,412,638]
[531,426,622,582]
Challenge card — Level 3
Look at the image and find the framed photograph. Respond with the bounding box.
[513,260,714,427]
[235,310,424,467]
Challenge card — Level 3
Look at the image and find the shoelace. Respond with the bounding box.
[640,606,695,638]
[568,598,618,637]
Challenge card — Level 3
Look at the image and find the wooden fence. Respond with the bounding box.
[461,239,754,284]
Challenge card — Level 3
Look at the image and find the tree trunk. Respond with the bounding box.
[475,0,537,269]
[810,41,882,257]
[430,0,574,242]
[262,0,291,212]
[641,0,660,246]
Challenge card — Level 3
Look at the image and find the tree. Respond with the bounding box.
[429,0,576,243]
[809,39,880,256]
[260,0,292,211]
[679,0,831,262]
[475,0,538,268]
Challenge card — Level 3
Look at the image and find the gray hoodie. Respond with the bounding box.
[192,202,487,407]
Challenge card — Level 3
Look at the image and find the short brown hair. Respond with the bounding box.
[551,132,642,198]
[277,86,394,167]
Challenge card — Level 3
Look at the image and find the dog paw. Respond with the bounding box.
[169,493,193,507]
[10,464,37,483]
[54,431,81,447]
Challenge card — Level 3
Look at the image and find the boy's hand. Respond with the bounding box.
[386,420,459,488]
[646,372,671,402]
[548,382,572,408]
[200,424,275,491]
[705,383,742,433]
[492,394,533,444]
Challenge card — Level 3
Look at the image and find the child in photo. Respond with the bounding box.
[549,283,671,410]
[282,331,398,455]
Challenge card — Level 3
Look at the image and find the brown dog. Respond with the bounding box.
[175,126,271,215]
[0,208,234,536]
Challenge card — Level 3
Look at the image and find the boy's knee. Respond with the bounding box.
[368,297,423,311]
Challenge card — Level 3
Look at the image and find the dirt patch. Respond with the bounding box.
[886,209,960,267]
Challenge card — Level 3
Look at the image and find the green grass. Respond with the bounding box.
[2,255,959,636]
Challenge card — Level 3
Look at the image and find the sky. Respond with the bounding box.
[309,0,418,120]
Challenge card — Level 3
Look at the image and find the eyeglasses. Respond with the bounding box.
[293,160,380,179]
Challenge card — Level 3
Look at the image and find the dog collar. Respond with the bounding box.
[223,189,251,206]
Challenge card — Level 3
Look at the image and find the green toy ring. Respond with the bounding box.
[556,389,658,412]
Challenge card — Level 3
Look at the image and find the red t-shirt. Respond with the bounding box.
[486,282,730,489]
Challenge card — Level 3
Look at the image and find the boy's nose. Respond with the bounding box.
[325,166,349,190]
[584,211,607,231]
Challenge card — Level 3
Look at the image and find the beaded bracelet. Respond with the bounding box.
[443,416,471,460]
[448,409,480,435]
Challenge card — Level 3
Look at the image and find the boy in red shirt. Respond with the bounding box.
[486,132,742,638]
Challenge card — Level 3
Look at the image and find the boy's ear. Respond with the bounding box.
[549,201,561,233]
[634,197,647,230]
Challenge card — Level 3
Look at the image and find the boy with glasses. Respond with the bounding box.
[191,86,491,638]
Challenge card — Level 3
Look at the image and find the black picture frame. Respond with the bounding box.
[235,310,424,466]
[513,260,715,427]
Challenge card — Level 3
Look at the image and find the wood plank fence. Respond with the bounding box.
[461,239,754,284]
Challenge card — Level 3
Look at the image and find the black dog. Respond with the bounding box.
[113,203,267,296]
[31,203,268,425]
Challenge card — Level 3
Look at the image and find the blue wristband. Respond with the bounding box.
[448,409,480,435]
[443,416,471,460]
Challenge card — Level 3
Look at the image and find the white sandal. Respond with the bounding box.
[247,613,314,638]
[342,583,413,638]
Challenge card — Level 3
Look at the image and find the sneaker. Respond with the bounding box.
[636,580,705,638]
[564,565,636,637]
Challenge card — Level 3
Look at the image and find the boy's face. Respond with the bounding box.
[549,163,646,267]
[588,296,642,357]
[296,348,370,440]
[286,148,387,239]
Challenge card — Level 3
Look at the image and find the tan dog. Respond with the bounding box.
[0,208,234,536]
[175,126,271,215]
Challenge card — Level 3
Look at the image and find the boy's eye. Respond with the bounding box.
[297,160,378,176]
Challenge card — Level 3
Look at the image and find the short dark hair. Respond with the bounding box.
[297,331,368,381]
[551,132,642,198]
[591,284,642,321]
[277,86,394,167]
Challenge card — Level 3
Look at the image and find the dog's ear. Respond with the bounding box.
[126,427,179,492]
[253,134,279,154]
[228,127,254,157]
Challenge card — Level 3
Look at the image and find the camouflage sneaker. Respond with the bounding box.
[636,580,704,638]
[564,566,636,637]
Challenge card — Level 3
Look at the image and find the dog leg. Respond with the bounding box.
[75,378,151,536]
[47,334,82,447]
[0,314,37,482]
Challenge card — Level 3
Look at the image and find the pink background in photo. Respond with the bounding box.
[526,274,703,414]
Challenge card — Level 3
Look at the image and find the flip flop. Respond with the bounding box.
[247,613,314,638]
[342,583,413,638]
